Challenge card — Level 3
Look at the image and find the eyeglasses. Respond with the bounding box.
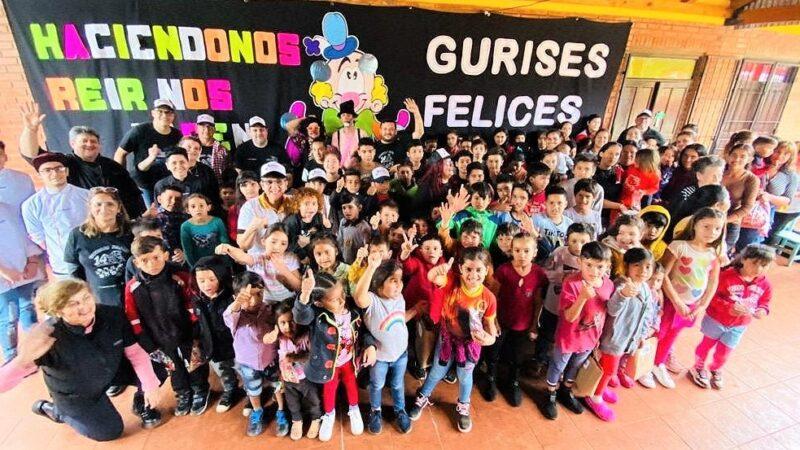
[89,186,119,194]
[39,166,67,174]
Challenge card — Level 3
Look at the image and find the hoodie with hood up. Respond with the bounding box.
[638,205,671,261]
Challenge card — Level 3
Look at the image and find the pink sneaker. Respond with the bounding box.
[618,371,635,389]
[602,389,618,404]
[585,397,616,422]
[608,373,620,388]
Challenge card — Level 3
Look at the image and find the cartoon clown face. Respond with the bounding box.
[328,51,382,113]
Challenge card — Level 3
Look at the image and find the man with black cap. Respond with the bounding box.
[236,161,290,253]
[374,98,425,170]
[114,99,183,206]
[21,153,90,278]
[18,102,146,217]
[331,100,366,168]
[234,116,290,175]
[195,114,234,184]
[617,109,665,146]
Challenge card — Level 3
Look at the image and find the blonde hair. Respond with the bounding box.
[775,141,798,173]
[635,148,661,175]
[36,278,89,317]
[81,190,130,238]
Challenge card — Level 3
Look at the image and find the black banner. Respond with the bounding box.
[4,0,630,156]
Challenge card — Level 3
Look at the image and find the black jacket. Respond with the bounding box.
[192,256,236,362]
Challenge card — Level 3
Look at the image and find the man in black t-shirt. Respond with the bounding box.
[234,116,290,174]
[114,99,183,205]
[374,98,425,170]
[18,102,146,217]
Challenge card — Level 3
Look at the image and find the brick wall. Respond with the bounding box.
[1,3,800,177]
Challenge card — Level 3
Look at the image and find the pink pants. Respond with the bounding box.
[595,352,623,396]
[694,336,733,371]
[655,301,698,365]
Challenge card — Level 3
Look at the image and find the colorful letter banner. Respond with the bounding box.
[4,0,631,156]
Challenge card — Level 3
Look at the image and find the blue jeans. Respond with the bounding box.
[237,363,278,397]
[420,339,475,404]
[546,346,592,387]
[0,283,38,361]
[369,351,408,412]
[139,187,153,208]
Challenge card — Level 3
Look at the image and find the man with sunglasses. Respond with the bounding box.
[19,103,146,218]
[113,99,183,206]
[21,153,90,278]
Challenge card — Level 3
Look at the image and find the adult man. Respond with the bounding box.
[234,116,290,175]
[21,153,90,278]
[236,161,290,253]
[153,147,221,210]
[114,99,183,205]
[195,114,233,183]
[374,98,424,170]
[618,109,665,147]
[18,102,145,217]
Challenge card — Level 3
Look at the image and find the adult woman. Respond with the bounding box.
[762,141,800,244]
[575,113,602,146]
[722,144,759,253]
[226,171,261,242]
[581,128,610,154]
[417,150,456,219]
[661,143,707,206]
[0,279,162,441]
[721,130,754,158]
[63,187,133,308]
[286,116,325,182]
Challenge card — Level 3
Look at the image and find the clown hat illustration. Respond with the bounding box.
[321,12,359,60]
[338,100,356,117]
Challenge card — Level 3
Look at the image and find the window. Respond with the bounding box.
[715,61,797,151]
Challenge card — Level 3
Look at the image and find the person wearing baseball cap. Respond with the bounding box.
[617,108,665,146]
[235,160,290,252]
[22,153,90,278]
[234,116,291,176]
[194,114,233,184]
[114,98,182,205]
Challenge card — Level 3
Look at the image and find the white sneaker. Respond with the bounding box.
[319,410,336,442]
[653,364,676,389]
[637,371,657,389]
[348,405,363,435]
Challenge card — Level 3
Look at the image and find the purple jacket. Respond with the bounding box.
[223,302,276,370]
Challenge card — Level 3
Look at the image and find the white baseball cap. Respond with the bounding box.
[249,116,266,128]
[153,99,175,110]
[307,168,327,182]
[196,114,215,125]
[371,166,391,182]
[637,109,654,118]
[260,161,287,178]
[428,147,451,164]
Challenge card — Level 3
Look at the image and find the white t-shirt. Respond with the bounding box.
[249,252,300,302]
[667,240,719,306]
[237,196,286,254]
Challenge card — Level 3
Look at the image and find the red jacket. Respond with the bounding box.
[402,253,443,322]
[706,267,771,327]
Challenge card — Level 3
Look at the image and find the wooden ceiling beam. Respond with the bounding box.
[731,5,800,25]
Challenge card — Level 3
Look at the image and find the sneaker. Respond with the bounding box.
[689,367,710,389]
[608,373,620,388]
[556,386,583,414]
[106,384,126,397]
[542,391,558,420]
[509,380,523,407]
[31,400,62,423]
[652,364,676,389]
[318,411,335,442]
[275,409,290,437]
[408,393,432,421]
[132,391,145,417]
[174,392,192,416]
[666,353,684,374]
[141,406,162,429]
[602,389,618,404]
[247,408,265,437]
[585,397,616,422]
[307,418,321,439]
[395,410,412,434]
[190,390,211,416]
[710,370,724,390]
[348,405,363,435]
[443,371,457,384]
[618,371,635,389]
[367,409,382,435]
[409,365,427,381]
[242,398,253,417]
[482,376,498,402]
[216,389,238,413]
[638,372,657,389]
[290,420,303,441]
[455,402,472,433]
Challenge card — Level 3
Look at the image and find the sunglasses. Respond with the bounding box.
[89,186,119,194]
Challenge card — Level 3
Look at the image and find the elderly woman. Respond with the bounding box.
[64,187,133,308]
[0,279,162,441]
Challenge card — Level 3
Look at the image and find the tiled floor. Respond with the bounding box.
[2,264,800,450]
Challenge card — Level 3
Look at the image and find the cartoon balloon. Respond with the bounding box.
[280,112,297,130]
[359,53,378,75]
[310,60,331,81]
